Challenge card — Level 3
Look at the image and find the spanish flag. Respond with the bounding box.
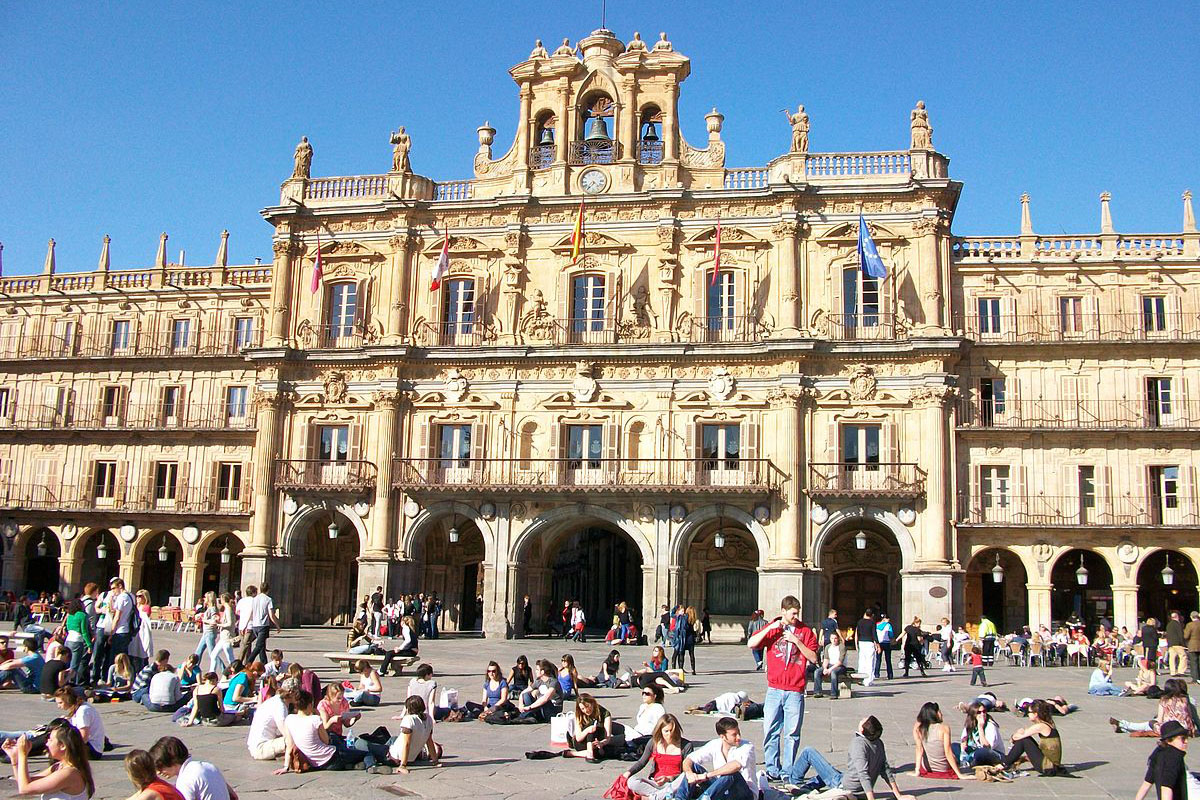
[430,227,450,292]
[569,199,584,264]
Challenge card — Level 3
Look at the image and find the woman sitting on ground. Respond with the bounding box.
[563,693,622,762]
[317,682,359,740]
[558,654,592,699]
[1111,678,1196,736]
[54,687,108,760]
[912,701,970,779]
[180,672,230,727]
[1125,657,1159,696]
[177,654,200,692]
[223,660,258,715]
[105,653,134,696]
[345,661,382,707]
[508,655,533,703]
[631,646,684,692]
[627,685,666,752]
[359,696,443,775]
[1089,658,1123,696]
[1,723,94,800]
[596,649,627,689]
[624,713,692,799]
[996,699,1064,776]
[278,689,367,772]
[124,748,184,800]
[959,701,1006,768]
[515,659,562,722]
[465,661,509,721]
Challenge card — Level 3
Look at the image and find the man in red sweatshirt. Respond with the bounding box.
[747,594,819,782]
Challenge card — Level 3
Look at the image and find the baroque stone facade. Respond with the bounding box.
[1,29,1197,639]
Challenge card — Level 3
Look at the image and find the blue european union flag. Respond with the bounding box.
[857,214,888,279]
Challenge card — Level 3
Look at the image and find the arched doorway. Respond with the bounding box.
[965,549,1029,633]
[544,526,642,633]
[820,525,902,624]
[1138,550,1199,624]
[140,532,182,605]
[1050,549,1113,630]
[296,513,359,626]
[419,519,485,632]
[78,529,120,590]
[200,534,244,598]
[24,529,61,594]
[680,519,760,641]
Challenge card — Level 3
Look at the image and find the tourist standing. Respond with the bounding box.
[370,586,384,636]
[246,584,280,665]
[854,610,878,687]
[746,611,767,671]
[521,595,533,637]
[900,617,928,678]
[236,587,256,664]
[1185,611,1200,683]
[746,594,818,782]
[1165,611,1187,677]
[875,613,894,680]
[820,609,839,647]
[193,593,219,671]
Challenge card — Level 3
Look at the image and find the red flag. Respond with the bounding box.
[430,227,449,291]
[310,231,323,293]
[569,199,584,265]
[710,215,722,287]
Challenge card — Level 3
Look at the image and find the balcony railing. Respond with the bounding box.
[0,403,256,432]
[393,458,785,495]
[684,316,763,344]
[957,399,1200,430]
[412,321,484,348]
[274,459,377,491]
[821,314,905,341]
[958,494,1200,527]
[952,235,1190,262]
[636,141,664,165]
[961,312,1200,343]
[808,463,927,500]
[529,144,555,169]
[297,324,375,350]
[0,329,263,361]
[0,484,251,515]
[568,140,618,166]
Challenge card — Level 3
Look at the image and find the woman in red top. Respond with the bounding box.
[624,714,693,798]
[123,748,185,800]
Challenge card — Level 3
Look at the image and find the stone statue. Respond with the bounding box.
[626,32,647,53]
[653,32,672,51]
[529,39,548,59]
[910,100,933,150]
[390,127,412,173]
[783,105,809,153]
[553,38,575,57]
[292,136,312,179]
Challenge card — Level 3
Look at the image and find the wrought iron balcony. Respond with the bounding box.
[961,312,1200,343]
[817,314,905,342]
[0,403,256,432]
[807,462,926,500]
[568,140,619,166]
[274,459,377,491]
[957,494,1200,527]
[393,458,785,495]
[412,321,484,348]
[957,399,1200,430]
[0,329,263,361]
[636,141,664,165]
[683,316,764,344]
[529,144,555,169]
[0,484,251,515]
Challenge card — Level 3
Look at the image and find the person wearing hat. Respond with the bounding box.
[1134,720,1189,800]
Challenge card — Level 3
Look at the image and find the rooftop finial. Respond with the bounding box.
[215,230,229,267]
[99,234,111,271]
[43,238,56,275]
[910,100,932,150]
[1020,193,1033,235]
[156,232,168,268]
[1099,191,1114,234]
[1183,190,1196,233]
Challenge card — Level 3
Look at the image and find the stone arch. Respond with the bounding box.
[671,505,770,568]
[280,502,368,557]
[811,506,916,570]
[130,528,187,563]
[964,542,1039,586]
[1046,545,1120,582]
[402,501,496,563]
[511,504,653,566]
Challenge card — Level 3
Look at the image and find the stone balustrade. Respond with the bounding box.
[0,265,272,294]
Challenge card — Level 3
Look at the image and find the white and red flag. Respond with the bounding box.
[710,215,722,287]
[310,231,323,293]
[430,227,450,291]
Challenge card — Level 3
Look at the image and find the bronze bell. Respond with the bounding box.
[538,126,554,146]
[585,115,610,141]
[641,122,659,142]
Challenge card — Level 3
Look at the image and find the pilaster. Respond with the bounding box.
[1026,583,1052,631]
[267,237,299,347]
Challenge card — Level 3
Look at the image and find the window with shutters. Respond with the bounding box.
[233,317,255,349]
[1059,296,1083,335]
[566,424,604,483]
[1149,465,1180,524]
[51,320,77,356]
[155,462,179,503]
[225,386,248,423]
[977,297,1003,336]
[0,387,11,425]
[700,424,741,488]
[436,424,472,484]
[217,463,243,503]
[94,461,118,500]
[1142,296,1167,334]
[171,319,191,352]
[981,466,1011,520]
[319,426,350,461]
[569,275,606,342]
[705,272,736,341]
[1078,466,1096,523]
[111,319,131,353]
[842,266,880,331]
[161,386,181,426]
[45,386,71,426]
[441,279,475,344]
[327,282,358,342]
[841,424,881,469]
[1146,377,1172,428]
[979,378,1006,426]
[101,386,124,424]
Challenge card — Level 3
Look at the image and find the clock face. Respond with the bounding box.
[580,169,608,194]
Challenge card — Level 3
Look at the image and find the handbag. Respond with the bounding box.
[603,774,632,800]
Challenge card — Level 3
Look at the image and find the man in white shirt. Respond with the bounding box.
[106,579,135,671]
[235,587,256,664]
[144,655,185,712]
[245,583,280,665]
[678,717,758,800]
[150,735,237,800]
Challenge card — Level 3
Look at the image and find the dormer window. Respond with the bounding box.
[638,107,663,165]
[572,94,616,165]
[531,112,556,169]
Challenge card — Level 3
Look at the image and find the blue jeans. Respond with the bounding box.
[763,687,805,777]
[672,769,755,800]
[346,690,380,707]
[193,630,216,664]
[1089,684,1123,696]
[67,640,90,685]
[0,669,37,693]
[787,746,843,787]
[751,649,763,669]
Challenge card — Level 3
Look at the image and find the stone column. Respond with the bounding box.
[663,84,680,162]
[179,562,200,608]
[368,391,400,557]
[1026,583,1052,631]
[771,220,801,335]
[667,565,685,607]
[57,557,78,596]
[913,387,953,566]
[267,237,298,347]
[767,389,804,563]
[555,82,570,165]
[622,75,638,164]
[516,84,533,170]
[641,564,660,637]
[912,217,944,329]
[1112,584,1139,632]
[117,557,137,590]
[385,234,412,345]
[485,505,514,639]
[248,389,283,553]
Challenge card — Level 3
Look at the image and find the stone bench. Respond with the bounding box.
[322,652,419,675]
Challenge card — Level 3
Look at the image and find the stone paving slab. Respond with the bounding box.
[0,626,1175,798]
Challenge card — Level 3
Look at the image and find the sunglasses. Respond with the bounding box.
[642,691,654,696]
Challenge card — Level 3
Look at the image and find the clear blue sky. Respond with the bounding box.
[2,2,1197,274]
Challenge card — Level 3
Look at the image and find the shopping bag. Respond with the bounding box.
[549,712,571,746]
[438,687,460,709]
